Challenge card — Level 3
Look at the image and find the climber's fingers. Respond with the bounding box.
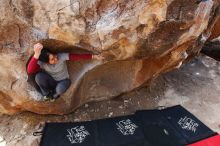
[34,43,43,55]
[92,54,105,61]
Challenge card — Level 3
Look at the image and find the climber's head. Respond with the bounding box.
[48,53,58,65]
[39,49,58,65]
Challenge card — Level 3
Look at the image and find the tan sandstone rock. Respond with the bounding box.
[0,0,219,115]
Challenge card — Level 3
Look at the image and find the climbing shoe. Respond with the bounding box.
[42,95,55,102]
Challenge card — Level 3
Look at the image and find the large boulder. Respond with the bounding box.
[0,0,219,115]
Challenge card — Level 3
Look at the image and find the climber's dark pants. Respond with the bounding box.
[35,72,71,98]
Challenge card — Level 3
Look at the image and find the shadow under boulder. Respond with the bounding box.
[201,41,220,61]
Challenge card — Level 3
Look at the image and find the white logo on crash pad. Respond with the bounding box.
[178,116,199,133]
[66,126,90,144]
[116,119,138,135]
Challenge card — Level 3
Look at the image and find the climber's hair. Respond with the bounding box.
[39,49,51,63]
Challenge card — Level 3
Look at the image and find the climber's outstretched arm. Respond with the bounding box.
[69,53,104,61]
[69,53,92,61]
[27,43,43,74]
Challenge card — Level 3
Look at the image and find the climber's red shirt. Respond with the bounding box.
[27,53,92,74]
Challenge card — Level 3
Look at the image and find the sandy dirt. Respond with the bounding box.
[0,54,220,146]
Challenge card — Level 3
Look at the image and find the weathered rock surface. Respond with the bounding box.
[0,0,219,115]
[208,5,220,40]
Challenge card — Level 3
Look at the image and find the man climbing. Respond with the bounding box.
[27,43,103,101]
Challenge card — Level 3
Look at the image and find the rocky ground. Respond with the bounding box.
[0,54,220,146]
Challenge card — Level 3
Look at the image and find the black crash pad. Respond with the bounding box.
[39,105,216,146]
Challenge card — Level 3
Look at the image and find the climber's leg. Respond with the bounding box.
[53,79,71,98]
[35,72,57,96]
